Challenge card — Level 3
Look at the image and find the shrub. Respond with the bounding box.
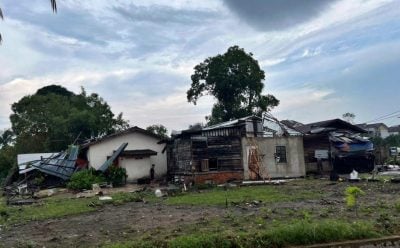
[385,158,400,165]
[105,166,127,187]
[67,169,105,190]
[395,200,400,213]
[345,186,365,209]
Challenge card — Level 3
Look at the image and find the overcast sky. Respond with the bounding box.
[0,0,399,132]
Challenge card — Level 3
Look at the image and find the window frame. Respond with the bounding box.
[275,146,287,163]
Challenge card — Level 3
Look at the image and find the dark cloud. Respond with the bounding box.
[223,0,337,30]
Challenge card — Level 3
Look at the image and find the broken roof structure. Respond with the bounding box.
[167,115,306,184]
[17,145,80,180]
[295,119,367,134]
[292,118,374,174]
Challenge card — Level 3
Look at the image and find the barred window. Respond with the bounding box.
[275,146,287,163]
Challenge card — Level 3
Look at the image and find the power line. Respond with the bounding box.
[369,113,400,123]
[365,109,400,123]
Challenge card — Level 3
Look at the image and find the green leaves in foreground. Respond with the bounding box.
[106,219,380,248]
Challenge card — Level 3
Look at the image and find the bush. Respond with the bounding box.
[105,166,127,187]
[67,169,105,190]
[385,158,400,165]
[345,186,365,209]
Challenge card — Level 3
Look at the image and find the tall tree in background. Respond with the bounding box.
[0,129,14,148]
[187,46,279,125]
[10,85,129,153]
[146,124,168,138]
[0,0,57,43]
[343,112,356,124]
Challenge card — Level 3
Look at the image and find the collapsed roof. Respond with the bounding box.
[294,119,367,135]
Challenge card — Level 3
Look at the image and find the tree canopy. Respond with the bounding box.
[187,46,279,125]
[10,85,129,153]
[342,112,356,124]
[146,124,168,139]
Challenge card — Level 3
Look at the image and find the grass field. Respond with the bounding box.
[1,179,399,247]
[0,192,142,225]
[164,184,323,206]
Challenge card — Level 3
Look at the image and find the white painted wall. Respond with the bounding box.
[242,136,306,179]
[119,157,152,181]
[87,131,167,181]
[378,126,390,139]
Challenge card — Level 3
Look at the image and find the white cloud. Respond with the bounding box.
[0,0,399,131]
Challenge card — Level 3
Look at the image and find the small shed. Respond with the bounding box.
[84,127,167,182]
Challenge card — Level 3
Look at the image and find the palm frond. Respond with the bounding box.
[0,7,2,44]
[51,0,57,13]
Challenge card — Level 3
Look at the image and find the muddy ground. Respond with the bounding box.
[0,179,399,248]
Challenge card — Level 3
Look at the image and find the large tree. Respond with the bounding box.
[0,129,14,148]
[10,85,129,153]
[187,46,279,125]
[146,124,169,139]
[0,0,57,44]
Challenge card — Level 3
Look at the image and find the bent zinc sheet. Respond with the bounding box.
[31,145,79,180]
[97,143,128,172]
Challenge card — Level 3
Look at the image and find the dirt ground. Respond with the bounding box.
[1,179,399,248]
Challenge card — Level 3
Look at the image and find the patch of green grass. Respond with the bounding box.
[0,192,143,225]
[104,219,380,248]
[164,185,322,206]
[395,200,400,213]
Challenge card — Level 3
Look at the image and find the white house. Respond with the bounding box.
[85,126,167,182]
[357,123,390,139]
[389,125,400,136]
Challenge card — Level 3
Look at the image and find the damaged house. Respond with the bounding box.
[166,116,306,184]
[83,126,167,182]
[292,119,374,174]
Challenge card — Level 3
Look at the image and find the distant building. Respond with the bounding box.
[389,125,400,136]
[356,123,390,139]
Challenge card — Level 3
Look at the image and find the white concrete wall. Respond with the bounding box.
[87,131,167,181]
[379,126,390,139]
[119,157,152,181]
[242,136,306,179]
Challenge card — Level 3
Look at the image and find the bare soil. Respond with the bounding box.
[1,179,399,248]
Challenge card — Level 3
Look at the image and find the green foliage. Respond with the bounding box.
[385,134,400,147]
[345,186,365,209]
[106,220,380,248]
[342,112,355,123]
[67,169,105,190]
[0,192,143,225]
[371,135,400,150]
[0,145,17,181]
[165,185,321,206]
[257,220,379,247]
[395,200,400,213]
[146,124,169,138]
[105,166,127,187]
[187,46,279,125]
[10,85,129,153]
[385,157,400,165]
[0,129,14,148]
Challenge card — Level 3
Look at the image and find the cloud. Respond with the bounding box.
[223,0,337,31]
[113,3,217,25]
[0,0,399,131]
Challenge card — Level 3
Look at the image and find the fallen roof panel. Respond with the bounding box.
[97,143,128,172]
[31,146,79,180]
